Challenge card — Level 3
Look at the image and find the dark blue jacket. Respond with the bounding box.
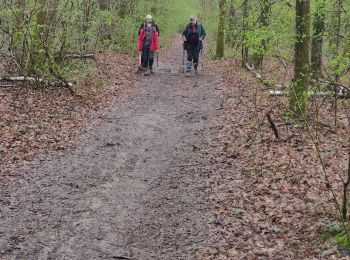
[182,22,206,49]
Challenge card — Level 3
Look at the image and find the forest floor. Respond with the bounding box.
[0,38,349,259]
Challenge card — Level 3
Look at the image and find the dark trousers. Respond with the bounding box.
[186,45,200,71]
[141,48,154,68]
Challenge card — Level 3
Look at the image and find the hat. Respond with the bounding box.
[146,15,153,21]
[190,15,197,21]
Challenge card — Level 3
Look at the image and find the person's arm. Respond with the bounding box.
[182,25,188,41]
[201,24,206,40]
[154,32,159,51]
[138,29,144,51]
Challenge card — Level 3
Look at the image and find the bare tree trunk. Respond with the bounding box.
[289,0,311,117]
[241,0,249,66]
[119,3,127,17]
[252,0,272,68]
[331,0,343,126]
[80,0,95,51]
[311,0,326,78]
[98,0,111,44]
[11,0,25,71]
[28,0,47,75]
[227,0,237,47]
[216,0,226,59]
[344,35,350,63]
[98,0,109,10]
[331,0,343,83]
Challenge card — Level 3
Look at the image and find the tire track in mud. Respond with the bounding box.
[0,38,225,260]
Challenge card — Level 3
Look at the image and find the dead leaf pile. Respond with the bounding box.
[0,52,135,176]
[196,58,349,259]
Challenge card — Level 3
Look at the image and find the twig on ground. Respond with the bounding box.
[266,110,279,139]
[91,248,134,260]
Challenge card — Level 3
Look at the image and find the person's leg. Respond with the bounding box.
[143,49,151,75]
[193,48,200,73]
[141,48,150,69]
[186,47,194,73]
[148,51,155,74]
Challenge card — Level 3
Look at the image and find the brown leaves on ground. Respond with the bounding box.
[0,52,135,176]
[1,48,349,258]
[197,59,349,259]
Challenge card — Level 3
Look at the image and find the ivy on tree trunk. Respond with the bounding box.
[289,0,311,117]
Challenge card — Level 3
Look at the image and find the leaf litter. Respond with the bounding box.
[0,48,349,259]
[195,58,350,259]
[0,52,135,176]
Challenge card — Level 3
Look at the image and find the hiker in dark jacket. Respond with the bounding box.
[138,15,159,75]
[182,15,206,76]
[138,15,160,36]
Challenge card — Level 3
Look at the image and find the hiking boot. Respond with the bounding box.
[186,72,191,77]
[144,68,150,76]
[150,67,154,74]
[194,68,198,74]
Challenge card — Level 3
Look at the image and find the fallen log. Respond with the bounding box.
[316,78,350,93]
[0,76,73,87]
[244,63,350,98]
[0,82,14,87]
[269,90,349,98]
[0,76,74,93]
[244,63,287,90]
[270,90,330,97]
[66,52,95,59]
[269,90,288,96]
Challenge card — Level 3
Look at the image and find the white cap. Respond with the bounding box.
[190,15,197,21]
[146,15,153,21]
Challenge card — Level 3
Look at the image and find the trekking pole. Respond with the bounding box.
[183,47,185,73]
[201,49,204,72]
[157,52,159,67]
[138,51,142,66]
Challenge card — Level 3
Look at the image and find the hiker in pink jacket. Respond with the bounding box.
[138,15,159,75]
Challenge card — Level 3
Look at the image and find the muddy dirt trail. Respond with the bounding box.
[0,39,225,259]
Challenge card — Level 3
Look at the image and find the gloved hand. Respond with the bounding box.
[183,42,187,50]
[199,37,203,41]
[182,35,187,41]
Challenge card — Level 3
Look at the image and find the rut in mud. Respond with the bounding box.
[0,39,225,259]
